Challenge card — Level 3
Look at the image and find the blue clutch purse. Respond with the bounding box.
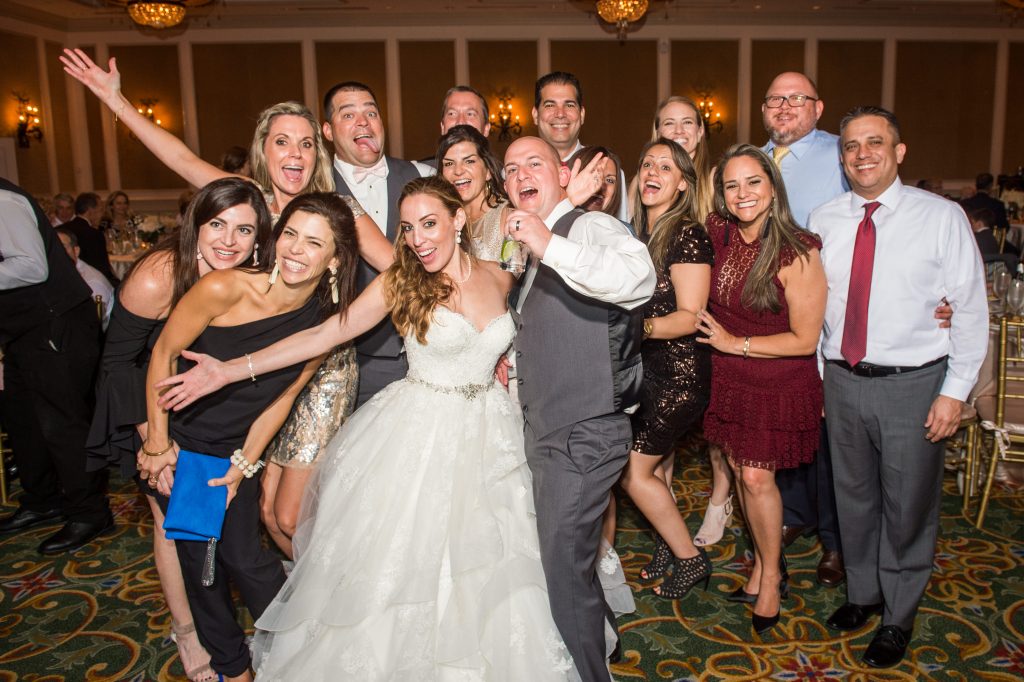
[163,450,232,587]
[163,449,231,542]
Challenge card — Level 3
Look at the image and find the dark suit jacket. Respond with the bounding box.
[65,216,118,283]
[962,192,1010,231]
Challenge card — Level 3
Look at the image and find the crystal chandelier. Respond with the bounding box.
[114,1,212,30]
[596,0,650,41]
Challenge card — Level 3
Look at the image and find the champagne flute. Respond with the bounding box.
[1008,279,1024,318]
[993,268,1012,306]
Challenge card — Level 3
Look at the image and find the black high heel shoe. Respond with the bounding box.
[655,547,712,600]
[728,555,790,603]
[641,534,673,581]
[751,568,787,635]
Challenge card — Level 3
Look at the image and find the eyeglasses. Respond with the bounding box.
[764,94,818,108]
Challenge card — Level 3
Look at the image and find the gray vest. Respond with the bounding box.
[333,156,420,357]
[511,208,643,438]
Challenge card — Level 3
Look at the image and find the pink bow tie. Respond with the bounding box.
[352,158,387,184]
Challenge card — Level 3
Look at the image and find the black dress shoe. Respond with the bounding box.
[817,550,845,587]
[826,601,883,631]
[37,515,115,555]
[863,625,911,668]
[0,507,62,534]
[781,524,816,548]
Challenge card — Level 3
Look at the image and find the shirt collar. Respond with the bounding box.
[850,176,903,213]
[544,198,575,229]
[767,128,818,160]
[560,140,585,162]
[335,154,388,185]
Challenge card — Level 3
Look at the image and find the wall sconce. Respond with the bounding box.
[696,91,724,137]
[137,98,163,127]
[489,93,522,142]
[15,93,42,148]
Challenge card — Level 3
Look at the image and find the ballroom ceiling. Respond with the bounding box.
[3,0,1021,31]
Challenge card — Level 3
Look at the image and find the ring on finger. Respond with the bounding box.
[515,219,521,232]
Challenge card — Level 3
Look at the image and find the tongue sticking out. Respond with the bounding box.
[356,136,380,154]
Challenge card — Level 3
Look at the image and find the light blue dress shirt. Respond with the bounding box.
[763,128,849,228]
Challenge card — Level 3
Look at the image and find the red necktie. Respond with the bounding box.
[841,201,881,366]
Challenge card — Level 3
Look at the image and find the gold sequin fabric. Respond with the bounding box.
[267,344,358,468]
[631,222,714,457]
[471,201,508,262]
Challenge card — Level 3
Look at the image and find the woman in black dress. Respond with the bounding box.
[620,138,714,599]
[138,193,359,682]
[87,178,271,681]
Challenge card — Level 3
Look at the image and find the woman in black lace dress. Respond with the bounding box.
[620,138,714,599]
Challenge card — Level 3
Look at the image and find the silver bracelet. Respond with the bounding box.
[245,353,256,382]
[230,450,264,478]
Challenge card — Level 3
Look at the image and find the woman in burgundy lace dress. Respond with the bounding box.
[694,144,826,636]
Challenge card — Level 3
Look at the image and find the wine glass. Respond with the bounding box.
[993,267,1012,306]
[1008,279,1024,318]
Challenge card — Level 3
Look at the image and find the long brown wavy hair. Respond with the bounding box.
[384,176,471,344]
[263,192,360,323]
[713,144,812,313]
[126,177,272,307]
[631,138,702,271]
[651,96,715,221]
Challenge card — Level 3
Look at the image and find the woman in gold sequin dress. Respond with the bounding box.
[436,125,509,261]
[619,139,714,600]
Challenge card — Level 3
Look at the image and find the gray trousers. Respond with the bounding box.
[525,413,631,682]
[824,360,946,631]
[355,352,408,408]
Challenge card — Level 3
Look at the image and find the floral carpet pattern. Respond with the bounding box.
[0,448,1021,681]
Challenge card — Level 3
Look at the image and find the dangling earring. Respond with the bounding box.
[252,243,259,266]
[268,260,280,285]
[328,266,339,304]
[455,229,462,245]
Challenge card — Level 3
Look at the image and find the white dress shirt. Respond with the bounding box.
[810,177,988,401]
[76,259,113,330]
[529,198,655,311]
[334,156,430,236]
[0,190,48,290]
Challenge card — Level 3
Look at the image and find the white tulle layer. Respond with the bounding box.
[252,377,575,681]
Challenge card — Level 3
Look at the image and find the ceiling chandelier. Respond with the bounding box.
[596,0,650,41]
[112,1,212,30]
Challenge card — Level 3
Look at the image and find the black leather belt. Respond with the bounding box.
[828,356,947,378]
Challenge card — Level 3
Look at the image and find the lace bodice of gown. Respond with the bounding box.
[403,307,514,391]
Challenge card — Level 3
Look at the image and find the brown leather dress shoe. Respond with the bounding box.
[817,550,845,587]
[781,524,815,548]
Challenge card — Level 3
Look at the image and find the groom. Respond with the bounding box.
[503,137,655,680]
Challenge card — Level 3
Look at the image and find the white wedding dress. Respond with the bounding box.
[252,307,575,681]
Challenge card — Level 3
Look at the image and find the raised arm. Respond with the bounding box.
[696,248,827,358]
[138,272,241,487]
[61,48,230,189]
[156,275,391,410]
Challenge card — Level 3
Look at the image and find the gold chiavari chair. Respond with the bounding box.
[974,317,1024,528]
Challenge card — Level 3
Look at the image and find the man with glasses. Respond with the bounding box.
[761,71,849,589]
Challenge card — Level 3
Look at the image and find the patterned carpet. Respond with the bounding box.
[0,447,1021,681]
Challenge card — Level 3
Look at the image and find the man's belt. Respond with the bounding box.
[827,355,947,378]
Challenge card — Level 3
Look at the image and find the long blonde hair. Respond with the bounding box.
[631,138,703,271]
[249,102,335,197]
[384,177,472,344]
[651,96,715,221]
[713,144,812,313]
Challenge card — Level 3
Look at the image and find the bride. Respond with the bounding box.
[157,176,576,681]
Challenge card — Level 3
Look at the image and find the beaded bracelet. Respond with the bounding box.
[245,353,257,382]
[230,450,264,478]
[141,439,176,457]
[742,336,751,359]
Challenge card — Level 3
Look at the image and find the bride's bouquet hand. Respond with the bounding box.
[156,350,229,411]
[60,48,123,108]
